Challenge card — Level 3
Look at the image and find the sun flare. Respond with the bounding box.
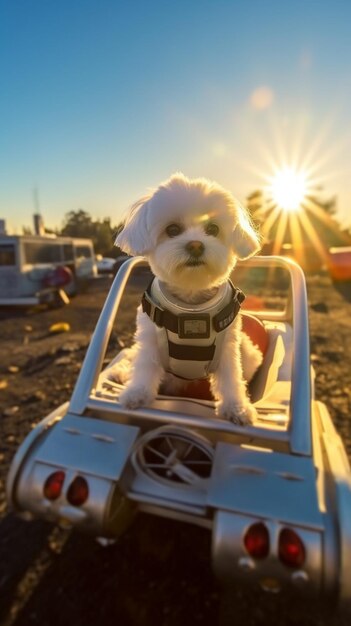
[243,114,350,272]
[269,168,307,212]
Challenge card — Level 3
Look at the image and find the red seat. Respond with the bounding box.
[242,313,269,356]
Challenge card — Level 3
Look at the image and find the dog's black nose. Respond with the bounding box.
[186,240,205,257]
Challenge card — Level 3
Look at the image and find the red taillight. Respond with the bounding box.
[279,528,306,568]
[44,470,65,501]
[42,265,73,288]
[244,522,270,559]
[67,476,89,506]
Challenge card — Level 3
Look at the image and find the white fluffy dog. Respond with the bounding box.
[111,173,262,425]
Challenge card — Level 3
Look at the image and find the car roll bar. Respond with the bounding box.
[68,256,312,457]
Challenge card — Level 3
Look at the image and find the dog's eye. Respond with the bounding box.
[166,223,183,237]
[205,223,219,237]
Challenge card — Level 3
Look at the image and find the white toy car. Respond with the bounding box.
[6,255,351,610]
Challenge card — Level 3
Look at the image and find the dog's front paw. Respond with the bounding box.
[218,401,257,425]
[119,385,154,410]
[107,365,129,385]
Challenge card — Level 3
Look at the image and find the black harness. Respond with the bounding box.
[141,280,245,365]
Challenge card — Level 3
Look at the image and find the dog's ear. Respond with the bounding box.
[115,196,151,255]
[232,206,261,259]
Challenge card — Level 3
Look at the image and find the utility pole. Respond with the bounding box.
[32,186,45,235]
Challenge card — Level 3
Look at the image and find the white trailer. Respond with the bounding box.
[0,234,97,307]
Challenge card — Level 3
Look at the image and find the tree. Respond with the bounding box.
[61,210,93,239]
[60,210,124,256]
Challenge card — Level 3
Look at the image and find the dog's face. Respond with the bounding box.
[116,173,260,291]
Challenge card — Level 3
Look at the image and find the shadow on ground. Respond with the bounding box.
[0,513,219,626]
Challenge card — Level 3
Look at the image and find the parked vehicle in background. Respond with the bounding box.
[327,246,351,282]
[0,234,97,307]
[327,246,351,302]
[96,256,117,275]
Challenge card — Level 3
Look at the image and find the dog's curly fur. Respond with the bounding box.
[110,173,262,425]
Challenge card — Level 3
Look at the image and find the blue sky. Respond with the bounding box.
[1,0,351,233]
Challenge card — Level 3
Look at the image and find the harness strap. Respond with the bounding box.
[141,280,245,336]
[213,290,245,331]
[168,340,216,361]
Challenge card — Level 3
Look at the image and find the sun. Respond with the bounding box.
[269,168,307,212]
[244,115,350,270]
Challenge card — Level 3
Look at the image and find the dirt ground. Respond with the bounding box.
[0,272,350,626]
